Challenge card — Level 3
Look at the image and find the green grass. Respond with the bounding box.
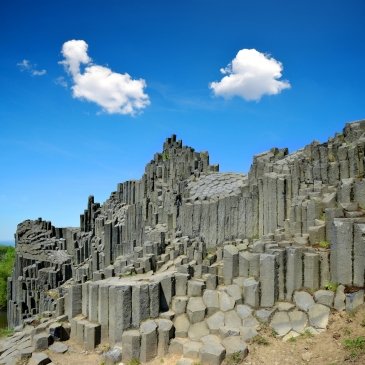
[0,245,15,310]
[300,329,314,338]
[251,335,269,346]
[127,359,141,365]
[0,327,14,338]
[226,351,246,364]
[343,336,365,359]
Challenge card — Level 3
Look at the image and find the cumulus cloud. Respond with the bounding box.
[210,49,290,101]
[60,40,150,115]
[17,59,47,76]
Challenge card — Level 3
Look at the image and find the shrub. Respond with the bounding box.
[324,281,338,292]
[0,327,14,338]
[319,241,330,249]
[0,245,15,310]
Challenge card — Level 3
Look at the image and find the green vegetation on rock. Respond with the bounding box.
[0,245,15,310]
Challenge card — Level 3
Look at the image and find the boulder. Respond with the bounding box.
[293,291,315,312]
[270,311,291,336]
[308,304,330,329]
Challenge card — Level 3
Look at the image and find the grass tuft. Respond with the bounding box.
[343,336,365,359]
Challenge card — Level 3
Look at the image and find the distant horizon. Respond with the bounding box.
[0,240,15,246]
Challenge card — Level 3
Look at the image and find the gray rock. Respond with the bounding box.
[121,329,140,362]
[169,337,187,355]
[289,310,308,333]
[219,326,240,338]
[140,319,158,362]
[224,310,242,328]
[226,284,243,304]
[103,347,122,365]
[201,334,221,345]
[222,336,248,357]
[314,290,334,307]
[48,342,68,353]
[187,297,206,324]
[240,326,258,341]
[188,321,209,341]
[174,314,190,338]
[219,291,235,312]
[206,311,225,334]
[255,308,276,323]
[270,311,291,336]
[200,342,226,365]
[346,290,364,311]
[32,333,50,351]
[308,304,330,329]
[28,352,52,365]
[172,296,188,314]
[202,290,220,315]
[242,315,259,328]
[276,302,295,311]
[334,285,346,311]
[157,318,174,356]
[236,304,253,319]
[243,278,260,308]
[293,291,315,312]
[183,340,202,359]
[187,280,205,297]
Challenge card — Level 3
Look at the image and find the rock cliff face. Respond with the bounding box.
[6,120,365,364]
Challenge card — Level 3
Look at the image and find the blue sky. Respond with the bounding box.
[1,0,365,242]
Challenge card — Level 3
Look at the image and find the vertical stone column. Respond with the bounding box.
[104,221,113,267]
[157,319,174,356]
[122,329,141,362]
[132,284,150,328]
[98,284,109,339]
[66,284,82,319]
[108,285,132,345]
[304,253,320,290]
[239,252,250,277]
[319,251,330,288]
[140,320,158,363]
[88,282,99,322]
[223,245,239,285]
[149,282,160,318]
[286,247,303,300]
[160,275,175,312]
[243,278,260,308]
[331,219,353,285]
[259,254,277,307]
[354,223,365,286]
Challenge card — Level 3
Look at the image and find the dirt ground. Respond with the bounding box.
[45,305,365,365]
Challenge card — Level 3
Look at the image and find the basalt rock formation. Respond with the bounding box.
[4,120,365,365]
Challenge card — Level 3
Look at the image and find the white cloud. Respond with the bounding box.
[60,40,150,115]
[54,76,68,88]
[17,59,47,76]
[210,49,290,101]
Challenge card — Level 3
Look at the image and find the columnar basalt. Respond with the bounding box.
[4,121,365,365]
